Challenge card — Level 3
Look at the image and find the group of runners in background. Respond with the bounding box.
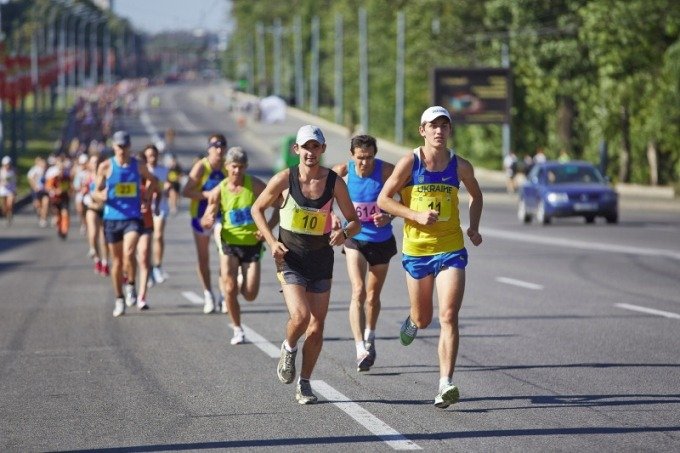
[1,103,484,410]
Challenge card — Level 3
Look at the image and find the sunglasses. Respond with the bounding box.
[208,140,226,148]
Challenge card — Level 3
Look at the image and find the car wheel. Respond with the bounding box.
[536,201,551,225]
[605,213,618,224]
[517,200,532,224]
[585,215,595,224]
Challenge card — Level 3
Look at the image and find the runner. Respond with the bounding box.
[201,147,279,345]
[251,125,361,404]
[82,154,110,276]
[144,144,171,284]
[331,135,397,372]
[182,134,229,314]
[0,156,17,226]
[93,130,159,317]
[45,153,73,239]
[377,106,484,409]
[165,153,183,215]
[135,151,162,310]
[27,156,50,228]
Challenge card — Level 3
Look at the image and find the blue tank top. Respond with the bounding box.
[104,156,142,220]
[190,158,227,219]
[347,159,393,242]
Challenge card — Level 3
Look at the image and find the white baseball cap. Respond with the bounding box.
[420,106,452,125]
[295,125,325,146]
[1,156,10,165]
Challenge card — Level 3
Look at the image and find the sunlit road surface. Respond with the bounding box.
[1,81,679,451]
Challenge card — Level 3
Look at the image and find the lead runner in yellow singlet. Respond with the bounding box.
[378,106,483,409]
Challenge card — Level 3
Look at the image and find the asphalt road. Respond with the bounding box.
[1,81,679,452]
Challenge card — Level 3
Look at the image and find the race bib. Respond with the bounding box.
[228,207,254,226]
[354,201,380,222]
[114,182,137,198]
[289,206,327,235]
[413,194,451,221]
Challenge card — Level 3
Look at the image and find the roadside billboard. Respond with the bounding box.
[432,68,511,124]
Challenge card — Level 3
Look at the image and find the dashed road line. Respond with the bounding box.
[181,291,422,450]
[495,276,544,290]
[615,303,680,319]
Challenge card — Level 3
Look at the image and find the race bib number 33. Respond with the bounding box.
[290,206,326,235]
[114,182,137,198]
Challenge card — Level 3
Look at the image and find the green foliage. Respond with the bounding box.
[221,0,680,185]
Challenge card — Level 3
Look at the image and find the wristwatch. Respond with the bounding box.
[342,227,350,239]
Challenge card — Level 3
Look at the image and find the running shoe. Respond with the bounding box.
[101,263,110,276]
[94,260,102,275]
[124,283,137,308]
[357,351,373,372]
[399,316,418,346]
[230,328,245,345]
[434,384,460,409]
[87,248,96,259]
[137,297,149,311]
[203,290,215,314]
[365,340,377,365]
[112,298,125,317]
[277,341,297,384]
[152,266,166,284]
[295,379,318,405]
[39,219,48,228]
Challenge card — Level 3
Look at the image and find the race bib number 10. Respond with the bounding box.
[114,182,137,198]
[290,206,327,235]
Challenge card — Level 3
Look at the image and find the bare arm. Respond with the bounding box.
[331,163,348,178]
[377,154,438,225]
[200,184,221,229]
[251,170,289,261]
[252,176,280,239]
[329,177,361,247]
[457,156,483,246]
[92,160,111,203]
[139,161,160,204]
[181,161,206,200]
[372,160,396,227]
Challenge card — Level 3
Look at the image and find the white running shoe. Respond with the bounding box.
[230,328,245,345]
[124,284,137,307]
[203,290,215,314]
[152,266,166,284]
[87,248,96,259]
[112,298,125,317]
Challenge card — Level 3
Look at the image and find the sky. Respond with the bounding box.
[112,0,231,34]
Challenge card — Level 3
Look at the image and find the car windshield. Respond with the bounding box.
[546,165,604,184]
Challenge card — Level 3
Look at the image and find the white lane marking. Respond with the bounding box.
[495,277,544,290]
[140,110,158,137]
[240,324,281,358]
[181,291,204,305]
[179,292,421,450]
[615,303,680,319]
[312,380,422,451]
[175,110,197,132]
[483,227,680,261]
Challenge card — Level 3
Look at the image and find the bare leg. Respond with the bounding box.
[435,267,465,379]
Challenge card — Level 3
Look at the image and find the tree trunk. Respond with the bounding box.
[618,105,632,183]
[647,140,658,186]
[556,96,575,156]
